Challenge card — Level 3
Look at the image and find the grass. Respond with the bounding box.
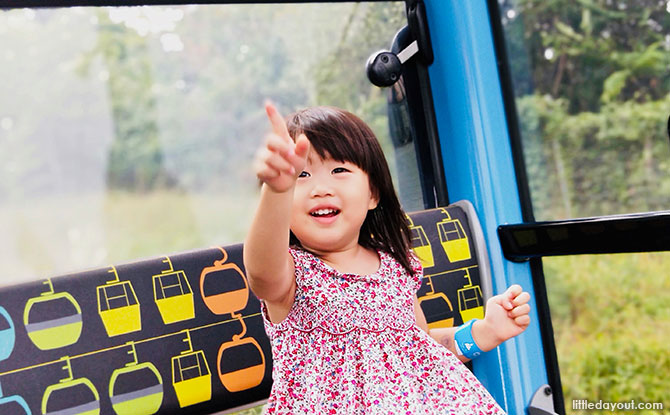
[544,253,670,414]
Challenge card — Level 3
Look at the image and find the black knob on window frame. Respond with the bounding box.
[366,51,402,87]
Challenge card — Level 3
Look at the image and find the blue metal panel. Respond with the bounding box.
[423,0,549,413]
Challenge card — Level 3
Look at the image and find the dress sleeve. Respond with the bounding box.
[288,247,307,285]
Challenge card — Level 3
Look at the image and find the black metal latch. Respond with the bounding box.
[366,0,433,87]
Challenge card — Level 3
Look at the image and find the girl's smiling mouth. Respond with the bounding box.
[309,206,341,223]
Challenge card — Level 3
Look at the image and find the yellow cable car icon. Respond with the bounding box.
[407,215,434,268]
[41,357,100,415]
[0,306,15,361]
[200,247,248,315]
[108,341,163,415]
[0,380,31,415]
[217,313,266,392]
[418,274,454,329]
[457,269,484,322]
[23,279,83,350]
[172,330,211,408]
[437,208,472,263]
[97,266,141,337]
[153,257,195,325]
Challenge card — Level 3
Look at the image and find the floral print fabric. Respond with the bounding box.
[259,247,505,414]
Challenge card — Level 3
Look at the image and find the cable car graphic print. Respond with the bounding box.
[108,341,163,415]
[41,357,100,415]
[0,380,31,415]
[0,306,15,361]
[23,279,83,350]
[436,208,472,263]
[171,330,211,408]
[153,256,195,325]
[97,266,141,337]
[200,247,266,392]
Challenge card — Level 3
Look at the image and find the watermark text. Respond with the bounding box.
[573,399,664,412]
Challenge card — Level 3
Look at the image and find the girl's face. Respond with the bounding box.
[290,152,378,254]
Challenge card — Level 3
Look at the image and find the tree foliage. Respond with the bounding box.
[501,0,670,219]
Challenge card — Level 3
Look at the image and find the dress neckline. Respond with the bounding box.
[299,248,387,278]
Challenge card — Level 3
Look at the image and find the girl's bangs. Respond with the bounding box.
[288,107,371,173]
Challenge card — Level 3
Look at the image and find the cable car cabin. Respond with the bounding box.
[2,1,670,414]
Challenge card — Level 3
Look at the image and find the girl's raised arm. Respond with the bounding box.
[243,102,310,303]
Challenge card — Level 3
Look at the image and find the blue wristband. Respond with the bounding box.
[454,319,483,359]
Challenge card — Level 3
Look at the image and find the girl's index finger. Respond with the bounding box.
[265,101,292,142]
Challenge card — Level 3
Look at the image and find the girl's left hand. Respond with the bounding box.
[482,284,531,343]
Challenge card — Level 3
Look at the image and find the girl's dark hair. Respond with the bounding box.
[286,106,414,276]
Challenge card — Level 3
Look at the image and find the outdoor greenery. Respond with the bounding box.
[502,0,670,413]
[1,1,669,414]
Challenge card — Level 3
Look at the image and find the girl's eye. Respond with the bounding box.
[298,171,310,178]
[332,167,349,174]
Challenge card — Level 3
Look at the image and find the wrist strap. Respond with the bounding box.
[454,319,483,359]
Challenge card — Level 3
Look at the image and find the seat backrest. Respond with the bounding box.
[0,201,490,415]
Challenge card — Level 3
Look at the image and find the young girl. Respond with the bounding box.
[244,102,531,414]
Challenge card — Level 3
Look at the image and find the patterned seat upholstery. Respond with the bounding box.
[0,201,490,415]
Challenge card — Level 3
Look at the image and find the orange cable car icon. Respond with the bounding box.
[0,380,31,415]
[23,279,83,350]
[200,247,248,315]
[437,208,472,263]
[41,357,100,415]
[457,268,484,322]
[0,306,15,361]
[153,257,195,324]
[407,215,434,268]
[171,330,211,408]
[97,266,141,337]
[418,274,454,329]
[217,312,266,392]
[109,342,164,415]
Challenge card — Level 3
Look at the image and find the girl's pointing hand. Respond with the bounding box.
[254,101,311,193]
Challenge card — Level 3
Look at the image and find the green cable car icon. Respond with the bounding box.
[457,268,484,322]
[109,342,164,415]
[41,357,100,415]
[436,208,472,263]
[0,306,15,361]
[153,257,195,325]
[171,330,211,408]
[23,279,83,350]
[407,215,434,268]
[97,266,141,337]
[0,380,31,415]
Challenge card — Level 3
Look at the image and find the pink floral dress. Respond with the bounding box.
[259,247,505,414]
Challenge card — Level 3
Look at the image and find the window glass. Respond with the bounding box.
[543,253,670,412]
[499,0,670,221]
[0,2,416,286]
[497,1,670,411]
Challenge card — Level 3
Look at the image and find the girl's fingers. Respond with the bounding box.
[294,134,311,160]
[512,291,530,306]
[265,134,294,158]
[502,285,523,309]
[265,101,292,143]
[256,167,280,182]
[514,315,531,327]
[264,152,296,175]
[507,303,530,318]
